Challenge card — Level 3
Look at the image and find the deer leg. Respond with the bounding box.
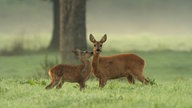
[144,77,149,84]
[138,75,148,84]
[99,78,107,88]
[78,81,85,91]
[127,74,135,84]
[132,70,148,84]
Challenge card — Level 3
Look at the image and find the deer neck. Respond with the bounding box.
[81,59,91,72]
[92,53,100,73]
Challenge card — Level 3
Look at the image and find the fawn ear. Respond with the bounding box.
[72,50,75,53]
[89,34,96,43]
[100,34,107,43]
[72,50,78,55]
[75,48,81,52]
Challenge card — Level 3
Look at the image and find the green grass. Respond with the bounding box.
[0,78,192,108]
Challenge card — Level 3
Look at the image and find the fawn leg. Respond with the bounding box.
[45,81,58,90]
[46,77,61,90]
[56,79,65,89]
[45,81,54,89]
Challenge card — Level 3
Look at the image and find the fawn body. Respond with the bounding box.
[45,49,93,90]
[89,34,148,87]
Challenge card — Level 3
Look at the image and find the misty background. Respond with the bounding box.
[0,0,192,37]
[0,1,192,107]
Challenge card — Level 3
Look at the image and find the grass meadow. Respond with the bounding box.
[0,35,192,108]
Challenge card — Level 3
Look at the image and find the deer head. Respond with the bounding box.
[89,34,107,54]
[72,49,93,62]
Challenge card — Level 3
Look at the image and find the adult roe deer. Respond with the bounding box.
[89,34,149,87]
[45,49,93,90]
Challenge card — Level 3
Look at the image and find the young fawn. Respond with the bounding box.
[89,34,149,87]
[45,49,93,90]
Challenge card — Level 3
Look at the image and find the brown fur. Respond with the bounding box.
[45,49,93,90]
[89,34,149,87]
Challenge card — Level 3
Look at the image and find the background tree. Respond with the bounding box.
[48,0,60,50]
[59,0,87,63]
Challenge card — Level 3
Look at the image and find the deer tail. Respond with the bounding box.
[48,69,54,81]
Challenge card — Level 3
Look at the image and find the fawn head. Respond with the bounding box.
[89,34,107,54]
[72,49,93,61]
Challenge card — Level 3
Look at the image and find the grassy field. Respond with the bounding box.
[0,36,192,108]
[0,78,192,108]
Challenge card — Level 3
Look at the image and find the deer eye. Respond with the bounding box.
[100,45,102,47]
[94,44,96,47]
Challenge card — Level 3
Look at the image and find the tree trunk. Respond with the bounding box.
[48,0,60,50]
[60,0,87,64]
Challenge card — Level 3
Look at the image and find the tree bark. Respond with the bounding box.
[48,0,60,50]
[60,0,87,64]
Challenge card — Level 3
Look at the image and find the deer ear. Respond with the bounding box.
[89,34,96,43]
[100,34,107,43]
